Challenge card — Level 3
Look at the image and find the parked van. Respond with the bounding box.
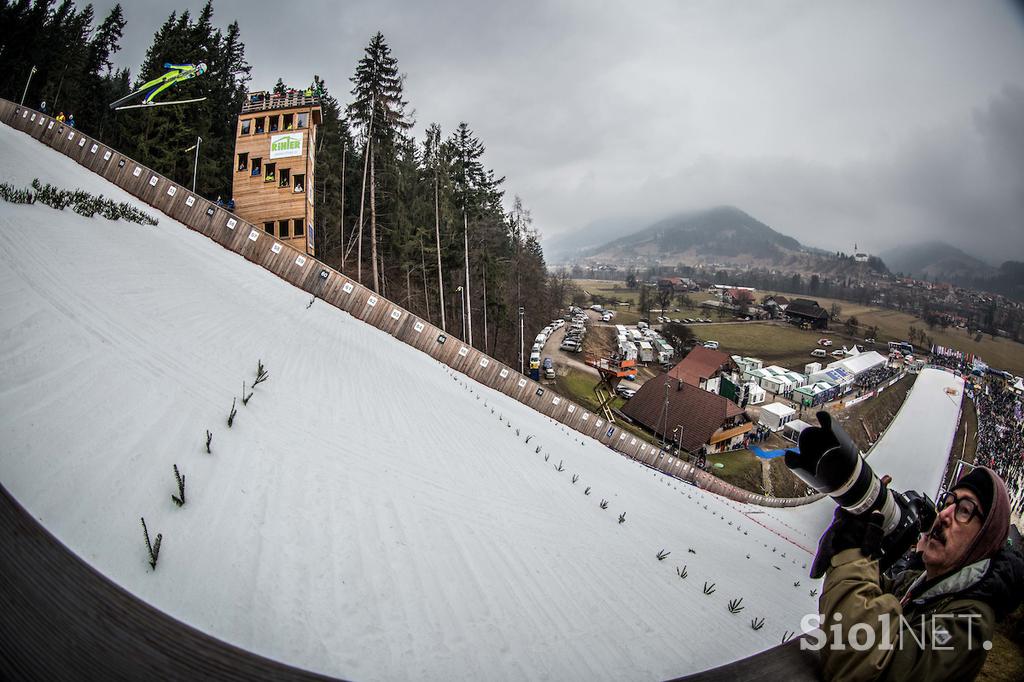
[811,348,827,358]
[529,352,541,369]
[703,340,719,350]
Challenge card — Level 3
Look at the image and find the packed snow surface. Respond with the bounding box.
[0,123,963,680]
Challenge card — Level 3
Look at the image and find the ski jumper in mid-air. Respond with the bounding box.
[110,62,207,110]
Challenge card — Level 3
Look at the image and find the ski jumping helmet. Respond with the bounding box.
[196,62,208,76]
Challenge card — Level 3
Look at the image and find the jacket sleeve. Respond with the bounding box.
[818,549,992,682]
[818,548,903,681]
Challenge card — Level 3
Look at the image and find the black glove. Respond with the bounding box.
[810,508,885,579]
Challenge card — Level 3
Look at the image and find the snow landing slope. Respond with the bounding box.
[0,123,963,681]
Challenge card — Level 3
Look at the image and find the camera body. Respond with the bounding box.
[785,411,936,571]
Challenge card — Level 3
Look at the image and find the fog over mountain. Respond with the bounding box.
[98,1,1024,263]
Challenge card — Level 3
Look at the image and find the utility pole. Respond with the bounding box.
[190,136,202,194]
[20,65,37,106]
[519,306,525,375]
[456,286,466,340]
[463,210,472,346]
[435,175,445,332]
[339,141,346,272]
[482,259,488,354]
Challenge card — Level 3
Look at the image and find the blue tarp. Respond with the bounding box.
[750,445,796,460]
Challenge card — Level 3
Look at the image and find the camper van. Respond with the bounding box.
[811,348,827,358]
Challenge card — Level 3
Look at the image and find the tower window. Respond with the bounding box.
[297,112,308,128]
[279,219,290,238]
[268,115,279,132]
[265,163,276,183]
[279,168,290,187]
[293,174,305,193]
[254,117,265,134]
[283,113,294,130]
[293,218,304,236]
[240,119,251,135]
[237,152,248,171]
[251,157,262,176]
[264,221,274,235]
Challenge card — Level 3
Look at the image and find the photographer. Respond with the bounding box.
[814,467,1023,681]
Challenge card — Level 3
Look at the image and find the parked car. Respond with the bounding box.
[818,338,833,346]
[616,386,637,399]
[831,349,845,358]
[811,348,827,358]
[560,340,579,351]
[864,337,875,344]
[703,340,720,350]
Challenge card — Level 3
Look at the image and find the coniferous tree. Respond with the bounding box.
[347,32,412,293]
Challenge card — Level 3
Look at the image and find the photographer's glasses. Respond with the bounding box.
[936,491,985,525]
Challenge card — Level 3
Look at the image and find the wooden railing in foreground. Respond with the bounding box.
[0,98,819,510]
[0,97,824,682]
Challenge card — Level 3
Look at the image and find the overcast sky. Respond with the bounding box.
[101,0,1024,263]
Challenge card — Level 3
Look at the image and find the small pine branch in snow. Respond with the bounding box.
[618,512,625,524]
[781,630,794,643]
[571,474,579,484]
[656,549,670,561]
[140,517,162,570]
[584,487,591,496]
[254,360,269,387]
[227,397,237,427]
[242,381,254,406]
[554,460,564,472]
[543,453,549,462]
[599,499,608,509]
[809,589,818,597]
[515,428,519,436]
[793,581,801,588]
[0,181,35,204]
[171,464,186,507]
[306,296,315,309]
[676,565,688,579]
[727,598,744,614]
[703,582,716,595]
[525,435,533,443]
[535,446,542,454]
[746,554,751,559]
[751,618,765,631]
[688,548,696,554]
[205,430,212,454]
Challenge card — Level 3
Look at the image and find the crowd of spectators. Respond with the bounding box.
[971,377,1024,517]
[928,353,968,374]
[854,365,899,390]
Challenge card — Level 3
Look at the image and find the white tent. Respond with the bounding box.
[782,419,813,443]
[759,402,797,431]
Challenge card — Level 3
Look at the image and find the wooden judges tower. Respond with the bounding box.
[232,89,322,256]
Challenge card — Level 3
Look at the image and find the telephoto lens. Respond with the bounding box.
[785,411,934,572]
[785,411,900,535]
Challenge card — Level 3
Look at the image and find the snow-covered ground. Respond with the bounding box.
[0,123,963,680]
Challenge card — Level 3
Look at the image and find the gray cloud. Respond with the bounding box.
[101,0,1024,262]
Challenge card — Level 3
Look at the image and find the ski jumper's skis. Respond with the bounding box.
[114,97,206,111]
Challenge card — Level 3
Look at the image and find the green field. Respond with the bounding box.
[574,278,708,325]
[761,289,1024,375]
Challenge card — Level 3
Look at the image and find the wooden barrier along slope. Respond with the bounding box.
[0,98,820,510]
